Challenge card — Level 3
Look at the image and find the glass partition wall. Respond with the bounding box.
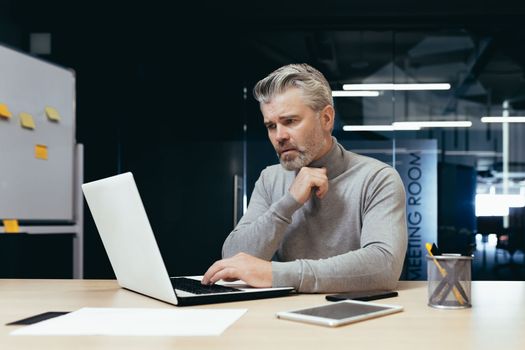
[244,29,525,280]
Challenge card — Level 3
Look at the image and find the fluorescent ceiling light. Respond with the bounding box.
[332,90,380,97]
[475,204,509,217]
[481,116,525,123]
[344,120,471,131]
[392,121,472,128]
[342,83,451,91]
[475,194,509,216]
[477,194,525,208]
[343,125,421,131]
[475,194,525,217]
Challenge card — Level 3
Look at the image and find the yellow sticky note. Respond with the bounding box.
[0,103,12,119]
[45,106,61,121]
[20,112,36,129]
[35,144,48,160]
[3,219,20,233]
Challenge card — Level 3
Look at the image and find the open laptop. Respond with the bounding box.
[82,172,294,306]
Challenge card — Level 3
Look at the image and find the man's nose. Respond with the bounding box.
[275,125,289,142]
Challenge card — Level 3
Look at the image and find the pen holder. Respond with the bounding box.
[426,255,472,309]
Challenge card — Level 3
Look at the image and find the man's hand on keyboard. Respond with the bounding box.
[202,252,272,288]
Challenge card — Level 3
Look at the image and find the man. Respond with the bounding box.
[202,63,408,293]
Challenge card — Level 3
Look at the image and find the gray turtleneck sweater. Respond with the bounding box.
[222,139,408,293]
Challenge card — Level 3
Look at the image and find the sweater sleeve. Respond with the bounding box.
[272,167,408,293]
[222,170,303,260]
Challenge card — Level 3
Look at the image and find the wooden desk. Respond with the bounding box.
[1,280,524,349]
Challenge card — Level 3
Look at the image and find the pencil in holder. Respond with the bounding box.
[426,255,472,309]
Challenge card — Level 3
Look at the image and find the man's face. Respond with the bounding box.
[261,88,330,171]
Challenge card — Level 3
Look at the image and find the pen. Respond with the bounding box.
[425,243,465,305]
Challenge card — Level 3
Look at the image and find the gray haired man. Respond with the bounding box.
[203,64,407,293]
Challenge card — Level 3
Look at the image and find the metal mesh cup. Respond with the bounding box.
[426,255,473,309]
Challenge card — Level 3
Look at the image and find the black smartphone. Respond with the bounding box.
[325,290,398,302]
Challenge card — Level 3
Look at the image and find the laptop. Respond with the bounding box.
[82,172,294,306]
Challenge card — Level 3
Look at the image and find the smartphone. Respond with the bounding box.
[276,300,403,327]
[325,290,398,302]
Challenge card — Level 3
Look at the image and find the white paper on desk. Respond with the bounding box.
[11,307,247,336]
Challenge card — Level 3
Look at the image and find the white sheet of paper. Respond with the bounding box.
[11,308,247,336]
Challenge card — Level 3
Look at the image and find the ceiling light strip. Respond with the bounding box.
[342,83,451,91]
[332,90,380,97]
[344,121,472,131]
[392,121,472,128]
[343,125,421,131]
[481,116,525,123]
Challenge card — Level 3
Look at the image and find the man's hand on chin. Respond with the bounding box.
[289,166,329,204]
[201,252,272,288]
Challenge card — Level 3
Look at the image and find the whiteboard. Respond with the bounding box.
[0,45,75,221]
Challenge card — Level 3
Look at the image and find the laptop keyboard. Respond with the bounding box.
[171,277,241,295]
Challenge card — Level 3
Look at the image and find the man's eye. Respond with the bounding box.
[284,119,295,125]
[266,124,276,130]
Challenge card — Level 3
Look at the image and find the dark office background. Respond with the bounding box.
[1,1,525,279]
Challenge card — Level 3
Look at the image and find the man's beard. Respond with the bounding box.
[276,126,327,171]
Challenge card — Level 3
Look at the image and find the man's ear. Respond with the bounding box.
[320,105,335,131]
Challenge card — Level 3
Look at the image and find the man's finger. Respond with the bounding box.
[308,173,328,197]
[209,267,238,285]
[314,167,327,175]
[316,179,329,198]
[202,259,228,284]
[222,277,239,282]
